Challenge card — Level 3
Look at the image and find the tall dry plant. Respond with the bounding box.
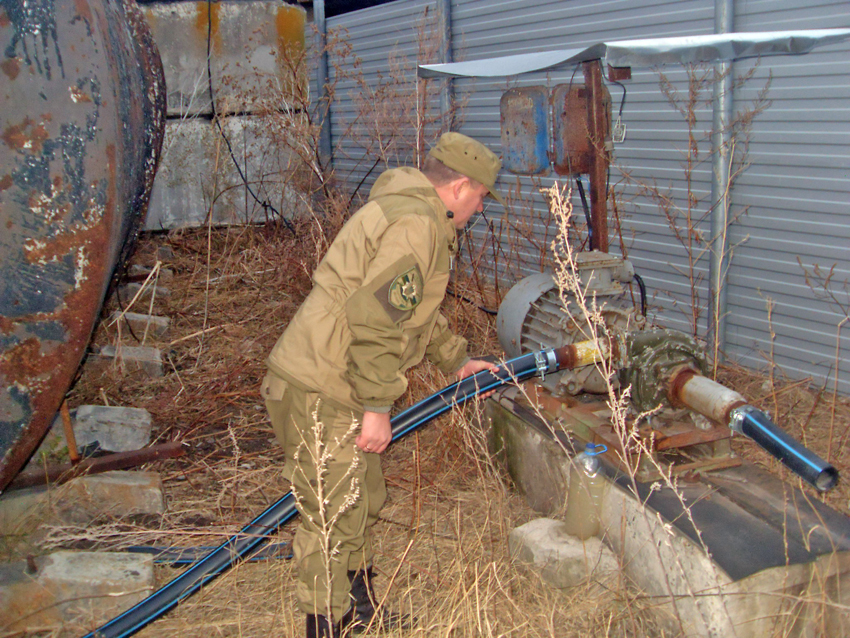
[798,260,850,461]
[543,180,754,636]
[345,7,462,182]
[616,63,771,353]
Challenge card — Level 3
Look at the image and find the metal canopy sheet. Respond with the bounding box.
[418,29,850,78]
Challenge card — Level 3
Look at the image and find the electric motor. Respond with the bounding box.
[496,251,644,395]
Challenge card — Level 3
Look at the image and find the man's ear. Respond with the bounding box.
[451,176,469,199]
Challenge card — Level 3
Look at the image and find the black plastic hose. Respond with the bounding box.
[83,349,557,638]
[729,405,838,492]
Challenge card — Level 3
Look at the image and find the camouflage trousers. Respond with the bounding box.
[262,372,387,619]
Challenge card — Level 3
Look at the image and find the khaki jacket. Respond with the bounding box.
[266,167,468,413]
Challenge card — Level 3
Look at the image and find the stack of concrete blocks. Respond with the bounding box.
[142,1,310,230]
[0,406,164,629]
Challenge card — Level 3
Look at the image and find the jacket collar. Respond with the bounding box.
[369,167,458,255]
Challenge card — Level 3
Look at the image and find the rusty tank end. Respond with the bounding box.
[0,0,166,491]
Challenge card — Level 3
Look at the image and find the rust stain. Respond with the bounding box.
[196,1,221,53]
[0,174,12,191]
[73,0,93,25]
[1,57,20,80]
[1,338,45,385]
[0,9,10,27]
[2,118,50,154]
[275,6,305,56]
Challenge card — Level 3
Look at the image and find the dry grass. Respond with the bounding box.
[4,213,849,637]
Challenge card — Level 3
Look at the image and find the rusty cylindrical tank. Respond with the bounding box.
[0,0,166,491]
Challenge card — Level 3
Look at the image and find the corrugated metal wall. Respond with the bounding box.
[327,0,850,394]
[327,0,445,198]
[727,0,850,391]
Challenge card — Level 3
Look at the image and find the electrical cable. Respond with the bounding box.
[444,287,498,316]
[633,272,647,317]
[610,80,627,118]
[82,347,568,638]
[204,1,296,236]
[575,176,594,251]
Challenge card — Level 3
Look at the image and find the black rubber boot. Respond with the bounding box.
[340,567,414,634]
[306,613,341,638]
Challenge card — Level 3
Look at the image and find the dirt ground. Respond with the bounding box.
[6,220,850,637]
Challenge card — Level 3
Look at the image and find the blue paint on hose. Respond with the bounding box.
[83,350,546,638]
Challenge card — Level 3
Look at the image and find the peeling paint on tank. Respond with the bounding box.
[0,0,165,490]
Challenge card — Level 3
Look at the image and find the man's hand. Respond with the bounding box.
[356,410,392,454]
[455,358,501,399]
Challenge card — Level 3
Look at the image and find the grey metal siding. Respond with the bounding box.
[328,0,442,201]
[726,0,850,390]
[326,0,850,394]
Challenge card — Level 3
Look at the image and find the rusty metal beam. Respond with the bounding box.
[583,60,611,253]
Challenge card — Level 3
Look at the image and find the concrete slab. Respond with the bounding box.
[0,471,164,535]
[72,405,153,453]
[143,2,306,116]
[509,518,618,589]
[93,345,164,378]
[0,551,154,632]
[145,116,309,230]
[487,390,850,638]
[110,310,171,338]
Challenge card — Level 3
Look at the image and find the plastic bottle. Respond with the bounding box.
[563,443,607,540]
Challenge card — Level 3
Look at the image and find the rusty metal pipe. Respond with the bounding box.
[667,367,746,423]
[6,441,185,491]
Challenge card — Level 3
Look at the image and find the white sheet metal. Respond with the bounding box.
[418,29,850,77]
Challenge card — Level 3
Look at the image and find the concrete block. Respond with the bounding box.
[143,2,306,116]
[0,471,164,535]
[145,116,309,230]
[117,281,171,305]
[509,518,619,589]
[110,310,171,338]
[156,245,175,261]
[72,405,153,452]
[129,263,174,283]
[94,345,164,378]
[0,551,154,632]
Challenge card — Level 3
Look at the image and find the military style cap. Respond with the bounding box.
[428,132,505,206]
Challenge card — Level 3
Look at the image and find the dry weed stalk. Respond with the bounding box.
[290,401,361,623]
[345,7,462,185]
[798,260,850,461]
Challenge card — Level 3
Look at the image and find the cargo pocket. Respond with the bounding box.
[262,372,288,401]
[262,373,290,452]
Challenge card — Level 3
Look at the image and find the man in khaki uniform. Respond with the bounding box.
[263,133,503,638]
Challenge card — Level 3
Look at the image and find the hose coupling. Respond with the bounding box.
[535,349,559,381]
[728,404,756,435]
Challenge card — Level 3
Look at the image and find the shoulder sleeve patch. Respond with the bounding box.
[387,265,424,313]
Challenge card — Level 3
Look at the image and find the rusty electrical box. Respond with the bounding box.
[553,83,611,176]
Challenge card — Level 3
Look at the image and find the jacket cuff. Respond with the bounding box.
[363,404,393,414]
